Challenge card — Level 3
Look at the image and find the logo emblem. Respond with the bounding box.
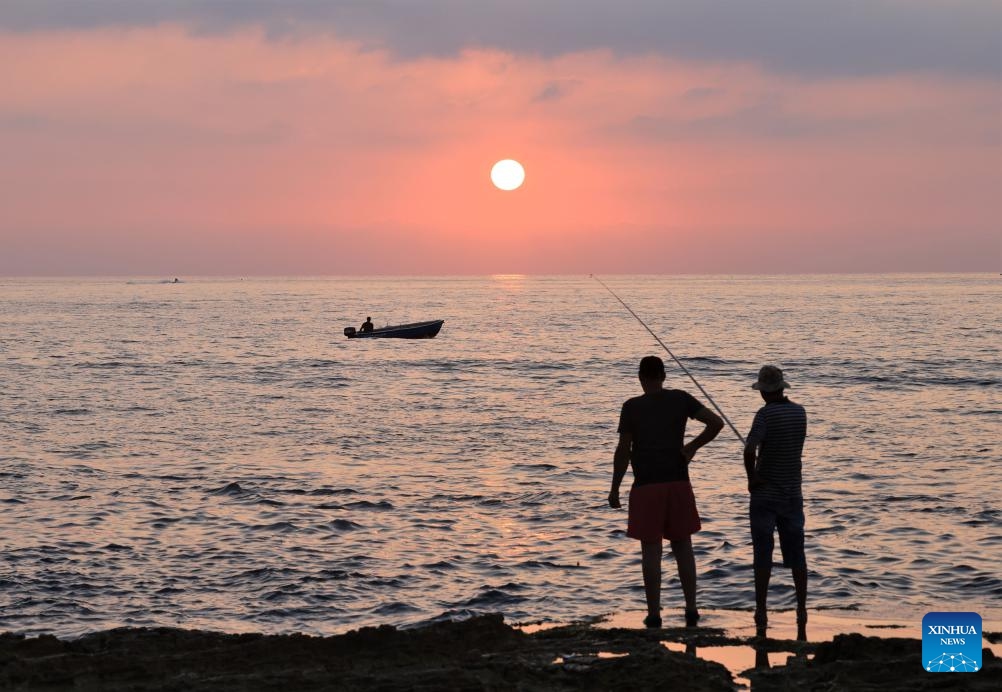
[922,612,981,672]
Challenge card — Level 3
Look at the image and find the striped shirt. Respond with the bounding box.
[747,398,806,498]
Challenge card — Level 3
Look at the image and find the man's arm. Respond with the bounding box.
[682,407,724,461]
[744,410,766,492]
[744,443,762,491]
[609,431,631,508]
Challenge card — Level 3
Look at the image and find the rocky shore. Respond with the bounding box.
[1,615,999,691]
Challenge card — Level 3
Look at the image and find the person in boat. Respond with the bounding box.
[609,355,724,629]
[359,316,374,333]
[743,365,808,640]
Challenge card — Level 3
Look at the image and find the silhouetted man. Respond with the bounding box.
[744,365,808,640]
[360,316,374,333]
[609,356,723,628]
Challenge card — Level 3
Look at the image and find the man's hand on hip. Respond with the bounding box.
[682,441,698,462]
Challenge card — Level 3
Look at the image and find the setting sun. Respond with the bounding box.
[490,159,525,191]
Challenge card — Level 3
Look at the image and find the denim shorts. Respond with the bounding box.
[750,492,806,569]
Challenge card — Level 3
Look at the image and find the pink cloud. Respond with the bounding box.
[0,27,998,274]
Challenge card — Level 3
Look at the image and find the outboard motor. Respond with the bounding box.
[344,327,356,337]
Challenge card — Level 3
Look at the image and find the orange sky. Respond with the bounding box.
[0,14,999,274]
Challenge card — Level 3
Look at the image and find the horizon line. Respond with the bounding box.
[2,271,998,280]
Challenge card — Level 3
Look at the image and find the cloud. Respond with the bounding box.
[682,87,725,101]
[0,27,997,274]
[0,111,49,131]
[621,93,885,141]
[533,79,580,103]
[2,1,1000,77]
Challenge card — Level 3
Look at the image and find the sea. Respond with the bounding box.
[1,274,999,637]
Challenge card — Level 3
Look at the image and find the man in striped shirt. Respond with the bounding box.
[744,365,808,640]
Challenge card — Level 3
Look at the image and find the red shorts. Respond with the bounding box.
[627,481,701,542]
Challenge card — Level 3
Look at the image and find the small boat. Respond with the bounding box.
[344,319,444,339]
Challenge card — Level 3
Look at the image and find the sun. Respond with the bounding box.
[490,159,525,191]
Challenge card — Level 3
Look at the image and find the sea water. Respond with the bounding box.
[1,274,999,636]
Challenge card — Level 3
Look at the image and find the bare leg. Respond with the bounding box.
[669,537,697,611]
[641,541,662,618]
[793,566,808,641]
[754,641,771,669]
[754,566,771,635]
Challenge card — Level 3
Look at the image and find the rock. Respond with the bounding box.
[10,617,997,691]
[747,632,1002,691]
[0,615,735,691]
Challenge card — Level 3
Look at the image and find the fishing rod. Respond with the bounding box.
[591,274,746,446]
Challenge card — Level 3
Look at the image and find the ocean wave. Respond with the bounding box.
[3,275,999,638]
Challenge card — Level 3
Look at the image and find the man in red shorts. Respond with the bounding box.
[609,356,724,628]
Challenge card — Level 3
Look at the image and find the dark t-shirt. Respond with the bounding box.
[618,389,704,486]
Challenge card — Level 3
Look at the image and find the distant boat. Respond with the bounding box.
[344,320,444,339]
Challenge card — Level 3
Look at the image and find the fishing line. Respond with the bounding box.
[591,274,746,446]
